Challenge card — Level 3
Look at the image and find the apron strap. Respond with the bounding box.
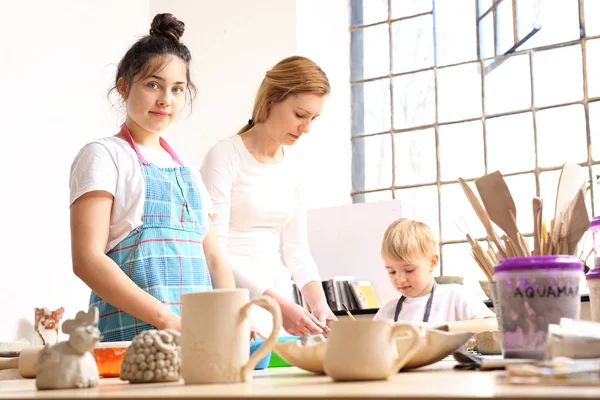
[393,280,437,323]
[120,123,184,166]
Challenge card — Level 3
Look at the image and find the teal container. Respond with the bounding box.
[250,338,272,370]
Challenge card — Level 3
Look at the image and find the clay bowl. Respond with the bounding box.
[400,328,474,370]
[272,337,327,374]
[434,276,464,285]
[474,330,502,355]
[479,280,493,300]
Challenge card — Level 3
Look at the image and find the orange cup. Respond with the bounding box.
[93,341,130,377]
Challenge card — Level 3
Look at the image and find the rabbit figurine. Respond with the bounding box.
[36,307,101,390]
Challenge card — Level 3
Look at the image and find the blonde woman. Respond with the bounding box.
[201,56,336,336]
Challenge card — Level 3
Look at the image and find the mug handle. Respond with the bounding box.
[390,322,422,372]
[239,295,282,381]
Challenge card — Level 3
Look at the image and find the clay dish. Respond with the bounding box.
[401,328,473,370]
[272,337,327,374]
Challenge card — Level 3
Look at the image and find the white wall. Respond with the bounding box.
[296,0,352,209]
[148,0,352,209]
[0,0,150,342]
[307,201,404,304]
[148,0,298,169]
[1,0,352,342]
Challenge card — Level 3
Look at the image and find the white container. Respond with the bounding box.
[590,216,600,269]
[587,269,600,322]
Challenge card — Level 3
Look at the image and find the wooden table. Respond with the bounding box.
[0,362,599,400]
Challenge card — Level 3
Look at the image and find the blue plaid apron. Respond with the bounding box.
[91,124,213,342]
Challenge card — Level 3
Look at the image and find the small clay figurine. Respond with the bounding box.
[34,307,65,345]
[119,329,181,383]
[35,307,101,390]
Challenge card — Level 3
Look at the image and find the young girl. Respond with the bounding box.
[201,56,336,336]
[69,13,235,342]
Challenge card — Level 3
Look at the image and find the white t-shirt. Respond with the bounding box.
[373,284,495,323]
[201,135,322,334]
[69,136,214,253]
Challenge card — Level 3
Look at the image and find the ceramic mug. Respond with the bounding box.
[181,289,281,384]
[324,320,421,381]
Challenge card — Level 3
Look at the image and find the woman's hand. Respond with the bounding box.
[279,299,324,336]
[311,302,337,329]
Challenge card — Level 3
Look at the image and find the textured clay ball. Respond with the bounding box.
[119,329,181,383]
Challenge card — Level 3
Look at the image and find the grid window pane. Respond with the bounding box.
[593,165,600,218]
[516,0,540,42]
[503,173,537,235]
[351,0,388,27]
[539,170,561,224]
[351,134,393,192]
[351,24,390,81]
[440,182,487,241]
[391,0,432,19]
[590,101,600,161]
[538,168,589,228]
[394,128,437,186]
[586,39,600,99]
[439,121,485,181]
[392,71,435,129]
[478,0,493,17]
[351,79,391,136]
[585,0,600,36]
[537,105,587,167]
[496,0,515,55]
[484,54,531,115]
[436,0,477,66]
[441,243,488,298]
[394,185,439,238]
[392,15,434,74]
[437,62,482,123]
[364,190,394,203]
[521,0,580,50]
[533,45,583,108]
[486,112,535,174]
[478,12,495,59]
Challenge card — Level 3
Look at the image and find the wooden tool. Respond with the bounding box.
[541,221,548,255]
[456,219,494,280]
[553,162,584,242]
[342,304,356,321]
[475,171,529,257]
[564,188,590,255]
[532,197,543,256]
[0,346,43,378]
[457,177,507,259]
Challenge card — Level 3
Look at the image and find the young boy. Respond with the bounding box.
[373,218,497,333]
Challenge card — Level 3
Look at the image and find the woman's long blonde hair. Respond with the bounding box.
[238,56,330,134]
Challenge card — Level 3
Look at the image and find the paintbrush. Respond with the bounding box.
[342,304,356,321]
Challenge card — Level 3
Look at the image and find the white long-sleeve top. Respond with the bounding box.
[200,135,322,300]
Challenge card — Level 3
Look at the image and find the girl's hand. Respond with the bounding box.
[158,312,181,331]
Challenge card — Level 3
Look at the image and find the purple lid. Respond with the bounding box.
[587,269,600,280]
[591,216,600,229]
[494,255,584,273]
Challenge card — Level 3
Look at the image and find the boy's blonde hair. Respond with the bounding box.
[381,218,438,263]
